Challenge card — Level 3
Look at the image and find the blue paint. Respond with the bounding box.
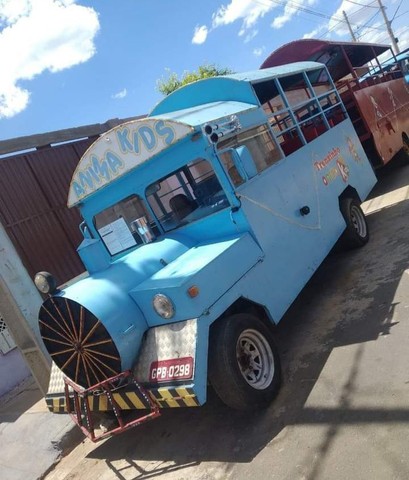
[41,62,377,409]
[72,151,124,198]
[115,120,176,155]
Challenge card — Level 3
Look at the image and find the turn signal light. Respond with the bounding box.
[187,286,200,298]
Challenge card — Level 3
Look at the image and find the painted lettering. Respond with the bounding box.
[314,147,341,171]
[155,120,175,145]
[117,121,178,156]
[72,151,124,200]
[91,155,109,182]
[139,126,156,150]
[72,181,85,198]
[78,170,96,190]
[106,151,123,173]
[132,129,141,154]
[116,128,133,153]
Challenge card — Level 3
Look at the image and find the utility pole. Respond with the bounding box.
[343,10,357,42]
[376,0,400,54]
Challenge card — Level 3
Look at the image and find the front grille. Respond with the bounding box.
[39,296,121,388]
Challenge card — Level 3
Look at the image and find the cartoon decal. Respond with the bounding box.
[313,146,349,186]
[346,136,362,164]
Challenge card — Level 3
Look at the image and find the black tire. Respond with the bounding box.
[340,198,369,249]
[208,314,281,410]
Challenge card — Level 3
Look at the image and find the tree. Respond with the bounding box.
[157,64,234,96]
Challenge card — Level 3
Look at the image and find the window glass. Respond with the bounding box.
[307,68,331,97]
[94,195,157,255]
[146,159,228,232]
[278,73,312,107]
[218,125,283,176]
[218,150,245,187]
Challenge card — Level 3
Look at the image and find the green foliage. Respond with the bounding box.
[157,64,234,96]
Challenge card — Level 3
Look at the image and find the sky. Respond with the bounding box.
[0,0,408,142]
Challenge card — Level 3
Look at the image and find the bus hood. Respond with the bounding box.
[130,233,264,325]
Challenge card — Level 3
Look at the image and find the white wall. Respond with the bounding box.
[0,349,31,397]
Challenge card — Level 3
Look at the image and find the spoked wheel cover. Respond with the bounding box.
[350,205,367,238]
[236,328,275,390]
[39,296,121,388]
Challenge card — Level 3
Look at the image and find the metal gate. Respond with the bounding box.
[0,117,142,285]
[0,138,94,284]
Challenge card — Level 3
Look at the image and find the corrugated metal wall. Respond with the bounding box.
[0,138,96,284]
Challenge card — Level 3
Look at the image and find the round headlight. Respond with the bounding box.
[152,294,175,319]
[34,271,57,295]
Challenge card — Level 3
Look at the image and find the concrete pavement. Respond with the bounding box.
[0,378,81,480]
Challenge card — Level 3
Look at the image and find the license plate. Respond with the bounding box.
[149,357,194,383]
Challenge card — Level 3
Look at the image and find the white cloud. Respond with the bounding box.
[243,29,258,43]
[112,88,127,100]
[213,0,274,31]
[192,0,275,45]
[302,24,327,40]
[0,0,99,119]
[301,0,409,54]
[253,46,266,57]
[192,25,208,45]
[0,0,33,24]
[272,0,318,30]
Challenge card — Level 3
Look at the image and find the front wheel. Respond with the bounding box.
[208,314,281,410]
[340,198,369,249]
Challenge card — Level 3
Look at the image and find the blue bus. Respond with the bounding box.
[36,60,376,441]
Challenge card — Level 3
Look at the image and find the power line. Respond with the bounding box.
[344,0,378,8]
[355,8,380,36]
[318,1,376,39]
[391,0,404,22]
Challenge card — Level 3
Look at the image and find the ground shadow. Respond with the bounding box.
[0,378,43,423]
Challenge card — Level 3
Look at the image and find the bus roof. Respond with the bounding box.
[261,39,391,81]
[150,61,324,117]
[154,101,257,127]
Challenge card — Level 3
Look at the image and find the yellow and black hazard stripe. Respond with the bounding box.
[148,387,200,408]
[46,395,69,413]
[46,388,152,413]
[46,386,199,413]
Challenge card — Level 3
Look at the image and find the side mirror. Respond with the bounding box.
[79,221,92,239]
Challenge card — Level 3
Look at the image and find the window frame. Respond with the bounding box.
[145,158,230,233]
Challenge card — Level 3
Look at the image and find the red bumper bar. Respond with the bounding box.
[64,370,161,442]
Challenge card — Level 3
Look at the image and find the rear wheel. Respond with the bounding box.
[208,314,281,410]
[340,198,369,249]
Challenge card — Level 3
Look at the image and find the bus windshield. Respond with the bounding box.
[146,158,229,232]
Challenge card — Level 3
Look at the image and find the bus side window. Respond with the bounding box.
[219,125,283,177]
[219,150,245,187]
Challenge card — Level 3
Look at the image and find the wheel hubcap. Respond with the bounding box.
[236,329,275,390]
[350,205,367,238]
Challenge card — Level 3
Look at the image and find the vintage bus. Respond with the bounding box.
[35,60,377,440]
[261,39,409,168]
